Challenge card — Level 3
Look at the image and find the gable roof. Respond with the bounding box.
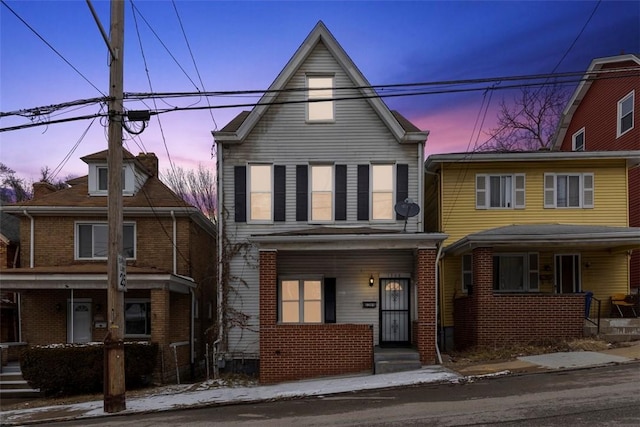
[551,54,640,150]
[0,211,20,244]
[213,21,428,144]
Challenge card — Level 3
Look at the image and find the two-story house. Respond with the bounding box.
[552,54,640,290]
[0,150,216,382]
[424,151,640,350]
[213,22,447,384]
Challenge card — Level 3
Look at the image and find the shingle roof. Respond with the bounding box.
[0,212,20,242]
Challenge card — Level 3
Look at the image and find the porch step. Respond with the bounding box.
[374,347,421,374]
[0,361,42,399]
[584,318,640,342]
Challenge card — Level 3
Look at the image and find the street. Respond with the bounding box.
[52,363,639,426]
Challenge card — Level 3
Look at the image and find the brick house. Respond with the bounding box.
[0,150,216,382]
[552,54,640,290]
[213,21,446,384]
[424,151,640,350]
[1,212,20,347]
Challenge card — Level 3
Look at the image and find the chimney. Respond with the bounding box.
[32,181,58,199]
[137,152,158,176]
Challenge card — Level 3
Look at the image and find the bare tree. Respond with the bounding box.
[482,85,570,152]
[39,166,74,190]
[0,163,31,203]
[162,164,216,223]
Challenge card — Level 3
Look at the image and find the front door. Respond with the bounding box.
[67,301,92,343]
[380,278,410,346]
[555,254,581,293]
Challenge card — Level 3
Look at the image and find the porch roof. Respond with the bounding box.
[0,264,196,294]
[250,227,448,251]
[444,224,640,256]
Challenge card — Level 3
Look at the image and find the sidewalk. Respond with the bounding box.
[2,342,639,426]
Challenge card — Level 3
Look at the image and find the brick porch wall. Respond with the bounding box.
[413,248,437,365]
[453,247,584,349]
[259,250,373,384]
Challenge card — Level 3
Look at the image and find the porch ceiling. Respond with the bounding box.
[250,228,448,251]
[445,224,640,256]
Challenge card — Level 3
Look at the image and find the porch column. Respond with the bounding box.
[150,288,171,382]
[415,248,436,365]
[258,249,278,383]
[472,247,493,346]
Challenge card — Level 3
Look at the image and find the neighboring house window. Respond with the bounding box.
[311,165,333,222]
[307,76,334,121]
[234,165,285,223]
[493,253,539,292]
[280,279,323,323]
[124,299,150,336]
[91,165,132,195]
[372,164,394,220]
[476,174,525,209]
[572,128,585,151]
[544,173,594,208]
[618,90,634,137]
[462,254,472,292]
[249,164,272,222]
[76,222,135,259]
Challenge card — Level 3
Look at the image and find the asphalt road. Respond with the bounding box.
[52,363,640,426]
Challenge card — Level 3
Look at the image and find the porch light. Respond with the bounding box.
[369,274,375,287]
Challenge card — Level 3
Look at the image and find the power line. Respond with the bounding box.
[0,0,106,96]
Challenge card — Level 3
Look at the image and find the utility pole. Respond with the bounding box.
[104,0,126,413]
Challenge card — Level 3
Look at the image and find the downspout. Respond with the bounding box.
[417,142,424,232]
[434,242,444,365]
[216,140,224,352]
[23,210,34,268]
[172,210,195,368]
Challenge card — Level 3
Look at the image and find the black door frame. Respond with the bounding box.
[379,278,411,347]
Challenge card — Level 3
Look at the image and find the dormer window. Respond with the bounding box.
[89,164,135,196]
[307,76,334,122]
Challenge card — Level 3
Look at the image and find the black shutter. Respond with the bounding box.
[396,164,409,220]
[324,278,336,323]
[296,165,308,221]
[234,166,246,222]
[335,165,347,221]
[274,165,286,222]
[357,164,369,220]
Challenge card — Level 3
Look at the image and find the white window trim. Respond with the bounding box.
[371,163,396,222]
[247,163,273,223]
[309,164,334,223]
[88,164,135,196]
[543,173,594,209]
[572,127,585,151]
[493,252,539,292]
[75,221,137,260]
[617,90,634,138]
[124,298,151,338]
[306,75,335,123]
[279,277,324,324]
[475,173,525,209]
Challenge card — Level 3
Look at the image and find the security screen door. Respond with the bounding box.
[380,278,410,345]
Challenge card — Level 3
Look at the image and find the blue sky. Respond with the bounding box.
[1,0,638,182]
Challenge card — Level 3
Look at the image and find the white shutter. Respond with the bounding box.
[544,174,555,208]
[514,174,526,209]
[582,173,594,208]
[476,175,487,209]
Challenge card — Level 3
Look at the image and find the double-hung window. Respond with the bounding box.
[493,253,539,292]
[476,174,525,209]
[372,164,394,220]
[544,173,594,208]
[92,165,131,195]
[76,222,135,259]
[618,90,634,137]
[280,279,323,323]
[249,164,272,221]
[462,254,473,292]
[572,128,585,151]
[310,165,333,222]
[307,76,334,122]
[124,298,151,336]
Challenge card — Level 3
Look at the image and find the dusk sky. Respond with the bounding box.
[1,0,638,183]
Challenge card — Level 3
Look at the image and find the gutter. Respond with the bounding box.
[23,210,34,268]
[215,139,225,352]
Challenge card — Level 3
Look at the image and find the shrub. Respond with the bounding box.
[21,342,158,396]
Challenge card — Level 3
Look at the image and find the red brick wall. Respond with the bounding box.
[413,248,437,364]
[453,247,584,349]
[258,250,373,384]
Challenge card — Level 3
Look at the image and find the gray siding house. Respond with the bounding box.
[213,21,446,384]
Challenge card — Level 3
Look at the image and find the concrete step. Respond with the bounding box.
[375,359,422,374]
[0,372,23,382]
[373,348,420,363]
[0,379,34,390]
[0,388,42,399]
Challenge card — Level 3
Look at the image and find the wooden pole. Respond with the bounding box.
[104,0,126,413]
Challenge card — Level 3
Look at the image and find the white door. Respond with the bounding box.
[68,301,92,343]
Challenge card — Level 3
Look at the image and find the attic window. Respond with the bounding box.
[89,164,134,196]
[307,76,334,122]
[617,90,634,137]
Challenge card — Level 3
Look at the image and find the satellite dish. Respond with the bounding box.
[394,198,420,232]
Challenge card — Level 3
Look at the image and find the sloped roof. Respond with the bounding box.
[445,224,640,255]
[551,54,640,150]
[0,211,20,243]
[213,21,428,144]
